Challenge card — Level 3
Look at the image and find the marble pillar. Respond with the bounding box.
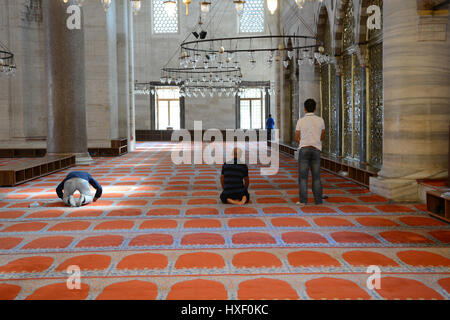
[370,0,450,201]
[281,59,292,143]
[275,57,282,136]
[298,64,320,119]
[42,0,93,165]
[116,0,131,144]
[127,2,136,152]
[335,71,343,157]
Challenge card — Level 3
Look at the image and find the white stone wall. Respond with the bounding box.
[0,0,47,148]
[133,0,278,130]
[84,0,115,148]
[0,0,131,149]
[0,0,10,144]
[0,0,281,149]
[185,96,236,130]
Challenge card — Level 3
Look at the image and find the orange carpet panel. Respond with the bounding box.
[0,142,449,300]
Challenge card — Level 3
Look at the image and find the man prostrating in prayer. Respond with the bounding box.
[220,147,250,205]
[56,171,102,207]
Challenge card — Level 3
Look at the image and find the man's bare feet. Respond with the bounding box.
[227,198,240,205]
[227,196,247,205]
[238,196,247,205]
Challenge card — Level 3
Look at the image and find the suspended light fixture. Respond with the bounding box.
[131,0,142,15]
[63,0,85,6]
[296,0,323,9]
[163,0,177,18]
[100,0,112,11]
[182,0,192,15]
[200,1,211,14]
[233,0,246,16]
[0,48,16,77]
[65,0,85,5]
[64,0,147,14]
[267,0,278,15]
[294,0,305,8]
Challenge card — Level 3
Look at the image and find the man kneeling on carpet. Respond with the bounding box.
[220,147,250,205]
[56,171,103,207]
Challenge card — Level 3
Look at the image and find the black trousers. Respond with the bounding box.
[220,190,250,204]
[267,128,272,141]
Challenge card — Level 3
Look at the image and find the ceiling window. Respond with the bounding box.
[239,0,265,33]
[152,0,178,34]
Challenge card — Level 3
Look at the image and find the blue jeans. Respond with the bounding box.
[298,148,323,204]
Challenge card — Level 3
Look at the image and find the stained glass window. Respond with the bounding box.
[239,0,265,33]
[152,0,178,34]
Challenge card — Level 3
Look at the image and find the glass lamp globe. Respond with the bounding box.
[131,0,142,15]
[163,0,177,18]
[200,1,211,14]
[100,0,112,12]
[233,0,245,16]
[267,0,278,15]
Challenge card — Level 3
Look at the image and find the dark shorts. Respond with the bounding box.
[220,190,250,204]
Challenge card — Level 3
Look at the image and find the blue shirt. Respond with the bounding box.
[266,117,275,129]
[56,171,102,199]
[221,160,248,196]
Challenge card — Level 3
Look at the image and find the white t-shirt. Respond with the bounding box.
[295,113,326,151]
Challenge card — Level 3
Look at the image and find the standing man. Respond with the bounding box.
[295,99,325,206]
[56,171,102,207]
[266,114,275,141]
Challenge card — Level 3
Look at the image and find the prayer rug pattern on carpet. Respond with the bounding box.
[0,142,449,300]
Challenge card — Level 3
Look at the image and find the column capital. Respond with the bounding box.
[357,44,369,68]
[332,56,343,76]
[347,44,368,68]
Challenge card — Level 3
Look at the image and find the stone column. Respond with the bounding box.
[370,0,450,201]
[357,45,368,164]
[127,1,136,152]
[280,58,292,143]
[298,64,320,119]
[150,90,156,130]
[116,0,130,143]
[42,0,93,165]
[335,56,343,157]
[275,56,282,135]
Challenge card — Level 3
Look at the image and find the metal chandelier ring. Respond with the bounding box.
[181,35,322,54]
[0,50,14,61]
[162,66,241,74]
